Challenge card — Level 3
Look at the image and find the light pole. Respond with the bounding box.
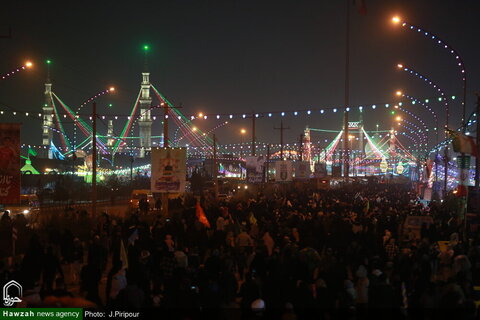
[240,128,246,179]
[392,16,468,201]
[0,61,33,81]
[92,102,97,217]
[392,16,466,131]
[397,64,450,194]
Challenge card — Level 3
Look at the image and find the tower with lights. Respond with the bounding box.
[138,45,153,158]
[42,60,54,159]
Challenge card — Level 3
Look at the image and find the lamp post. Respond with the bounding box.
[392,17,466,131]
[0,61,33,81]
[397,64,449,194]
[92,102,97,217]
[240,128,246,179]
[392,16,468,202]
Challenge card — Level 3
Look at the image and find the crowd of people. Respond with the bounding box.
[1,182,479,319]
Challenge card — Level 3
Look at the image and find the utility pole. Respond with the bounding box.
[163,103,169,148]
[251,112,256,156]
[162,102,169,216]
[475,94,480,187]
[343,0,350,181]
[92,102,97,217]
[213,134,218,199]
[344,112,349,179]
[130,155,134,186]
[299,134,304,161]
[265,144,270,183]
[274,121,290,159]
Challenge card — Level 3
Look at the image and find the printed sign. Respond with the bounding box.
[0,123,20,204]
[246,156,265,183]
[151,148,186,193]
[275,160,292,182]
[294,161,311,179]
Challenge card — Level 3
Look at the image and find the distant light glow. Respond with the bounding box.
[392,16,401,24]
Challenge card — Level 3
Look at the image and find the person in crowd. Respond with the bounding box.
[5,182,478,319]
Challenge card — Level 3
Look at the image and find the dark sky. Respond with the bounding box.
[0,0,479,152]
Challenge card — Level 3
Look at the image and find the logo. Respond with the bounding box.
[3,280,22,306]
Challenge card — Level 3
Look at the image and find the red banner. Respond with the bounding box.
[0,123,21,204]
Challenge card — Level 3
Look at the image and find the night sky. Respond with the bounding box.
[1,0,479,152]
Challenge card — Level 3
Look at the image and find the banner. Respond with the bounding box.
[294,161,311,180]
[0,123,20,204]
[151,148,186,193]
[246,156,265,183]
[314,163,327,178]
[275,160,292,182]
[468,186,480,214]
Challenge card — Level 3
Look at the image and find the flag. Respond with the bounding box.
[127,229,139,246]
[196,201,211,228]
[248,212,257,225]
[120,240,128,269]
[450,131,478,156]
[425,160,433,180]
[28,148,37,157]
[354,0,367,15]
[363,200,370,214]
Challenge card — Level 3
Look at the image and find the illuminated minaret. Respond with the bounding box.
[107,120,114,147]
[138,45,152,158]
[42,60,54,159]
[303,126,312,169]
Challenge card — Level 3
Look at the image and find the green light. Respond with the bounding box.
[451,95,456,100]
[143,45,150,51]
[108,103,113,107]
[438,97,443,101]
[425,99,429,103]
[46,60,51,64]
[390,111,395,115]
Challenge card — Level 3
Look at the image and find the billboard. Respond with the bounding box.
[0,123,21,204]
[275,160,293,182]
[294,161,311,180]
[246,156,265,183]
[151,148,186,193]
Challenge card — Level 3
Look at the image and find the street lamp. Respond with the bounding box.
[396,63,449,193]
[1,61,34,81]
